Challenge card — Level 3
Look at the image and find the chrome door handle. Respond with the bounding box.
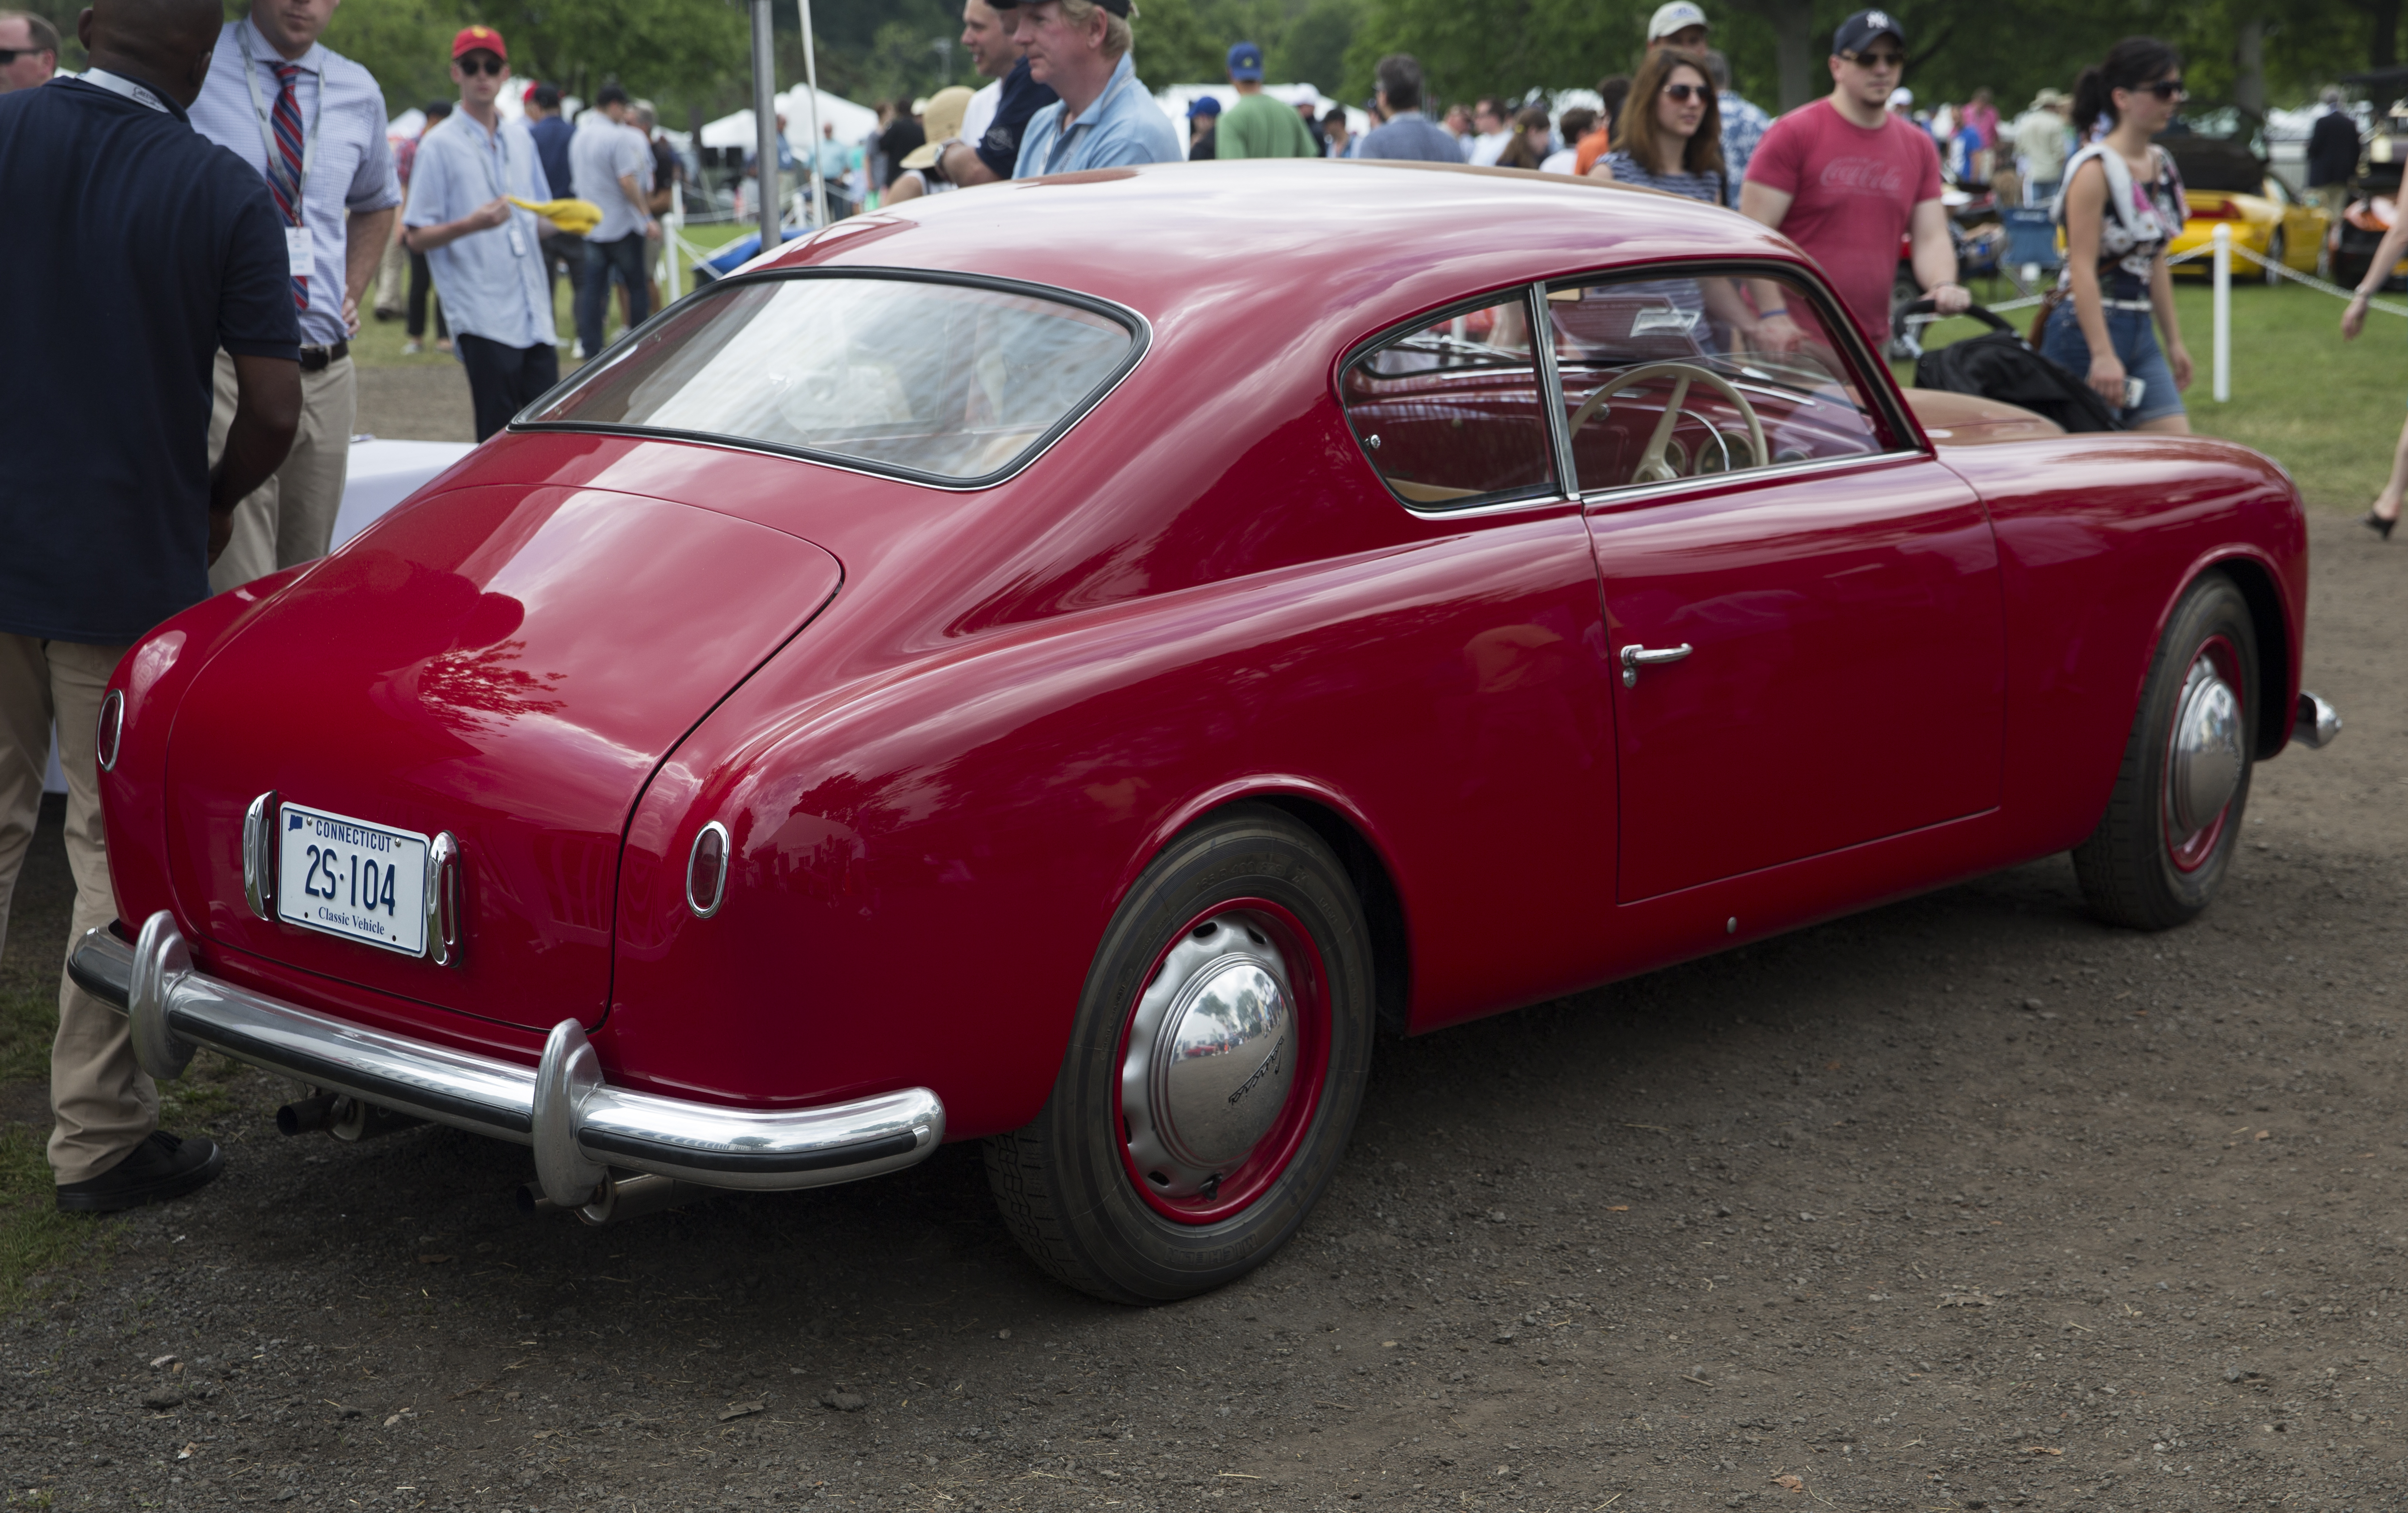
[1619,642,1693,687]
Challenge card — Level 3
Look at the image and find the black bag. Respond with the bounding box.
[1908,303,2124,434]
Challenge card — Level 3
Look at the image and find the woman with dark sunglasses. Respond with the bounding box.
[2040,37,2194,433]
[1589,48,1724,208]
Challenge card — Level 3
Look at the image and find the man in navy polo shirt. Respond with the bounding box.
[933,0,1057,189]
[0,0,301,1214]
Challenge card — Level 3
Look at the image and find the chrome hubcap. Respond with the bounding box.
[2168,657,2242,839]
[1121,913,1296,1201]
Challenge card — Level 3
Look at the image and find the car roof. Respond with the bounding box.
[763,159,1811,338]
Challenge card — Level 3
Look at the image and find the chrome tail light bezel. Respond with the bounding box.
[95,688,124,772]
[686,821,730,919]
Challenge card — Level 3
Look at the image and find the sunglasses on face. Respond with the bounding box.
[2138,79,2187,101]
[1844,49,1904,70]
[0,47,47,63]
[456,54,505,76]
[1661,83,1709,103]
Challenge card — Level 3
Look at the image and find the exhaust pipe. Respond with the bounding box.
[512,1172,707,1225]
[578,1171,707,1226]
[276,1092,342,1136]
[329,1096,426,1143]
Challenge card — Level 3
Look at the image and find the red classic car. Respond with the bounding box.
[75,161,2335,1304]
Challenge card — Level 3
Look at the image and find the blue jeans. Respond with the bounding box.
[2039,300,2184,425]
[575,233,651,358]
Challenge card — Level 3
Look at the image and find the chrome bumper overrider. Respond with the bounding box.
[70,911,944,1209]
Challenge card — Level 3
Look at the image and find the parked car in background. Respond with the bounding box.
[74,161,2336,1306]
[2158,135,2327,283]
[2333,188,2408,291]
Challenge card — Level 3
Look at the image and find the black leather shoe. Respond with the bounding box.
[55,1131,225,1214]
[2367,509,2398,541]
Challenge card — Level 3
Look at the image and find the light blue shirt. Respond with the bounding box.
[1356,110,1466,164]
[570,114,653,242]
[186,17,400,347]
[402,112,556,351]
[1013,52,1180,177]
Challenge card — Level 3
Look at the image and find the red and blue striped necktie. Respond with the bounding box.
[267,61,307,312]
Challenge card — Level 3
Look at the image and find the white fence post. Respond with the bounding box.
[2212,223,2231,404]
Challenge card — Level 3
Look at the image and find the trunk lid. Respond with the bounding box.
[165,484,841,1031]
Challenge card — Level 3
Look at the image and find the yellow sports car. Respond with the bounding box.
[2160,137,2326,282]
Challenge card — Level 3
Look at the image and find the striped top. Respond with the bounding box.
[1602,150,1724,207]
[1603,151,1724,321]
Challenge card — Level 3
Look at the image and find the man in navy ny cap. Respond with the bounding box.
[1216,40,1315,159]
[1739,7,1965,351]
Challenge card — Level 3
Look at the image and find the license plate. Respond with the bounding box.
[277,802,430,956]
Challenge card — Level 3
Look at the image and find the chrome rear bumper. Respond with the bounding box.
[70,911,944,1209]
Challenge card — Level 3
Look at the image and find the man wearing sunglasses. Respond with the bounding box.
[0,9,59,91]
[402,27,560,440]
[188,0,400,594]
[1738,8,1967,353]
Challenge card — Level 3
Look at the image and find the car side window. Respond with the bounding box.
[1548,269,1891,496]
[1341,295,1557,509]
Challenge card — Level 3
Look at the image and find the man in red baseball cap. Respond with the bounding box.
[401,24,564,437]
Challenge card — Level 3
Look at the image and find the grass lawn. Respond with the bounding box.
[1901,276,2406,511]
[350,219,759,372]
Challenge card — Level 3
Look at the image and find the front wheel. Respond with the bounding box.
[985,805,1375,1303]
[2072,573,2257,930]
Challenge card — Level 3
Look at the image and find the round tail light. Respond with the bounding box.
[685,821,730,919]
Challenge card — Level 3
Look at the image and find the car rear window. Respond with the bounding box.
[522,272,1143,486]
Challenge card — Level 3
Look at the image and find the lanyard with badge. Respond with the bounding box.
[80,67,169,112]
[236,24,323,280]
[467,119,529,257]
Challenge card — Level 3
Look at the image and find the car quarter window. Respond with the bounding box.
[524,274,1140,485]
[1340,294,1558,510]
[1548,268,1891,497]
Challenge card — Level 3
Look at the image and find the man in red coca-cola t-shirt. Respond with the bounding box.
[1739,8,1966,351]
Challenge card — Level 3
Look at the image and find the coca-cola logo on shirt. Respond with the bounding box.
[1818,155,1907,194]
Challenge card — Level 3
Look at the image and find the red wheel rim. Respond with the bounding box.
[1112,897,1331,1227]
[2162,633,2244,874]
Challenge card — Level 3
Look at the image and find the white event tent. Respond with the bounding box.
[700,85,879,154]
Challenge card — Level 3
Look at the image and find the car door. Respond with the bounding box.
[1543,265,2006,904]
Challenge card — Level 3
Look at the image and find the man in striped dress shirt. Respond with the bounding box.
[188,0,399,591]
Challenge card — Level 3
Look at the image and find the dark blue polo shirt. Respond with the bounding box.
[0,75,299,645]
[528,112,575,218]
[974,58,1059,180]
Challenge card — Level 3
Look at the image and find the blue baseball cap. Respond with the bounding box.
[1189,94,1222,119]
[1227,41,1265,82]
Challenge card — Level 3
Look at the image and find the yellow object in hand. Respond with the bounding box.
[506,196,605,236]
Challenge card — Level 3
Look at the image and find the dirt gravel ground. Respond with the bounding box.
[1,509,2402,1513]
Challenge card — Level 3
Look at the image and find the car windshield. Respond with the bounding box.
[525,274,1140,484]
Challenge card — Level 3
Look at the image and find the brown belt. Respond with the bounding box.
[298,341,350,373]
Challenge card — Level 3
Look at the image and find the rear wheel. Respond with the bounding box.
[985,805,1375,1303]
[2072,573,2256,930]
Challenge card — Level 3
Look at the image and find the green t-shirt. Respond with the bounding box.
[1215,91,1320,160]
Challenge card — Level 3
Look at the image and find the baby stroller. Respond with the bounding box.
[1899,298,2122,434]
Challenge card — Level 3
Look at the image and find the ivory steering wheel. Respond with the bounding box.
[1567,361,1767,487]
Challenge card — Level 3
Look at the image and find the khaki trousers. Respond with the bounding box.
[0,635,154,1186]
[205,349,356,594]
[372,233,407,317]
